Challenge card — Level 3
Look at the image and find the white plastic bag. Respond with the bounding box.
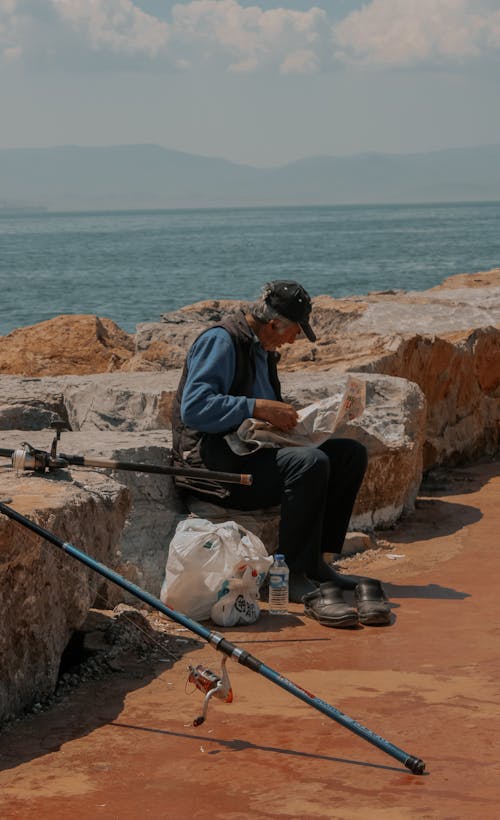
[160,518,272,621]
[210,565,261,627]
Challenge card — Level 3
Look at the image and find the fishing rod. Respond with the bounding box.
[0,422,252,487]
[0,498,425,775]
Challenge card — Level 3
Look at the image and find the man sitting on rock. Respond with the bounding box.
[171,280,390,627]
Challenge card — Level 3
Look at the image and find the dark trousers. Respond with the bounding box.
[199,436,368,576]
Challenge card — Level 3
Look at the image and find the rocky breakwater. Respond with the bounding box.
[0,467,129,724]
[133,268,500,468]
[1,268,498,722]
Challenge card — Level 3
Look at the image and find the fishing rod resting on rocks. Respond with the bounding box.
[0,498,426,775]
[0,421,252,487]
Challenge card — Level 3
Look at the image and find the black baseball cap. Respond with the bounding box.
[263,280,316,342]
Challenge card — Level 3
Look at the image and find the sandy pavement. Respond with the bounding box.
[0,459,499,819]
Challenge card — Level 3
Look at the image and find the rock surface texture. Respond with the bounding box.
[0,470,129,723]
[0,372,179,432]
[0,429,185,599]
[0,315,134,376]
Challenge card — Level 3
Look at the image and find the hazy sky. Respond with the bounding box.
[1,0,500,166]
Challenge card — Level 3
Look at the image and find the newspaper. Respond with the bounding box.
[225,375,366,456]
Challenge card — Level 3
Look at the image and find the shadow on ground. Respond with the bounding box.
[420,459,499,498]
[0,639,203,774]
[387,498,482,543]
[382,582,470,600]
[109,722,417,775]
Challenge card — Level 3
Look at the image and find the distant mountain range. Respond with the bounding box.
[1,143,500,210]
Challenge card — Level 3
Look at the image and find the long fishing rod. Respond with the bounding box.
[0,498,425,775]
[0,422,251,487]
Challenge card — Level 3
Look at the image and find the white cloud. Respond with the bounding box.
[0,0,171,67]
[54,0,170,57]
[0,0,328,73]
[170,1,328,74]
[333,0,500,67]
[2,0,500,73]
[280,48,319,75]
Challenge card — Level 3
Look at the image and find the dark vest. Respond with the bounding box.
[171,310,282,497]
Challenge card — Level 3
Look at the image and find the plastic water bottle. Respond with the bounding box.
[268,553,289,615]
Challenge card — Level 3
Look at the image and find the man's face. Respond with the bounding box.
[259,319,301,351]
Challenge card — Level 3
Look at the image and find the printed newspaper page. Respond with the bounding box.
[225,375,366,455]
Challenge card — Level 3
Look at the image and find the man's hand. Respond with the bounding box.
[253,399,298,432]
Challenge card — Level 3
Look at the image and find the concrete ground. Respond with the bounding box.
[0,460,499,819]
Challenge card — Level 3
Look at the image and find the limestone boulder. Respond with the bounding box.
[0,315,134,376]
[358,327,500,467]
[132,300,246,372]
[61,372,180,432]
[0,467,129,723]
[0,376,68,430]
[0,428,187,603]
[281,371,426,529]
[275,278,500,372]
[432,267,500,289]
[0,372,180,433]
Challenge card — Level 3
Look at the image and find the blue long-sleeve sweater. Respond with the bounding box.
[180,327,278,433]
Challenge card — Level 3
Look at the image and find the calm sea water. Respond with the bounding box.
[1,202,499,336]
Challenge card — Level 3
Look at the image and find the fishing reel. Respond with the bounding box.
[8,421,70,474]
[11,441,69,473]
[187,656,233,726]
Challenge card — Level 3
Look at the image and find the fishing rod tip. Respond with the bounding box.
[405,756,426,775]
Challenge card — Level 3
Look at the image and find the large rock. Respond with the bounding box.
[0,315,134,376]
[62,372,179,432]
[278,278,500,467]
[0,372,180,432]
[0,376,68,430]
[0,429,186,602]
[0,467,129,723]
[432,268,500,289]
[359,328,500,467]
[281,371,426,529]
[131,300,247,372]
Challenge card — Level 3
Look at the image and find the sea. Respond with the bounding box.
[1,201,499,336]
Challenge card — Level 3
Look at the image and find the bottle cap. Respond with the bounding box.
[274,553,284,560]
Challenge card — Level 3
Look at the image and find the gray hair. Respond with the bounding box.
[248,296,295,330]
